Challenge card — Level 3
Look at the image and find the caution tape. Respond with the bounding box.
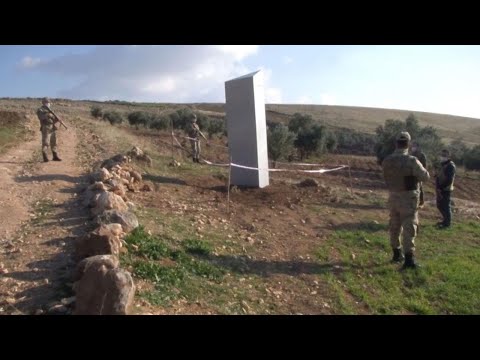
[177,135,229,149]
[170,134,348,174]
[230,163,348,173]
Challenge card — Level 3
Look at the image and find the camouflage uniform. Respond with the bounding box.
[186,115,206,163]
[411,147,427,206]
[382,132,430,267]
[36,105,58,160]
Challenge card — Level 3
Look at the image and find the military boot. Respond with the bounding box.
[52,152,62,161]
[401,253,420,270]
[391,248,404,263]
[42,152,49,162]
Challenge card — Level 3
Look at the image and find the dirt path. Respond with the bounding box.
[0,116,90,315]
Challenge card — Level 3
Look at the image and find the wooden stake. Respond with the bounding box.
[227,156,232,213]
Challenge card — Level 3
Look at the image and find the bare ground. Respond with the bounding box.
[0,115,90,314]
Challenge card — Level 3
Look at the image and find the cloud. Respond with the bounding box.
[18,56,43,69]
[282,56,294,65]
[214,45,259,61]
[256,66,283,104]
[320,93,337,105]
[20,45,262,102]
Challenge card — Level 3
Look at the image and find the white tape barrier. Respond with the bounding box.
[228,163,348,173]
[177,135,229,149]
[171,134,348,173]
[201,159,231,167]
[271,160,333,167]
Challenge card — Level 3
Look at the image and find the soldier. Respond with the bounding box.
[382,131,430,269]
[36,97,62,162]
[435,149,456,229]
[410,141,427,207]
[186,113,208,163]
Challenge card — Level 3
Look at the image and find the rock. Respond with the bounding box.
[111,183,127,200]
[91,191,128,216]
[48,304,68,314]
[88,181,108,192]
[246,236,255,244]
[130,170,142,183]
[100,154,130,170]
[169,160,181,167]
[82,189,103,208]
[0,263,7,274]
[1,297,16,305]
[127,146,144,157]
[298,178,319,187]
[95,210,139,233]
[90,168,112,183]
[99,168,112,182]
[126,202,136,211]
[99,223,124,237]
[35,309,44,315]
[141,183,153,192]
[74,264,135,315]
[75,226,123,260]
[126,183,137,192]
[61,297,76,306]
[73,254,119,282]
[128,147,153,167]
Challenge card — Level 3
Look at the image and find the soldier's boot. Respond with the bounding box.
[42,152,49,162]
[391,248,404,263]
[401,253,420,270]
[52,152,62,161]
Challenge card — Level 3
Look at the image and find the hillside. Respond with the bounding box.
[194,103,480,147]
[2,98,479,146]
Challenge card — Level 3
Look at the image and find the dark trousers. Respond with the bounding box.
[436,190,452,226]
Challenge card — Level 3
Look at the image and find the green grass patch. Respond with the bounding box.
[122,226,225,307]
[31,198,55,225]
[317,220,480,314]
[0,126,27,152]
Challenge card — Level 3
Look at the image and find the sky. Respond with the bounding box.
[1,45,480,119]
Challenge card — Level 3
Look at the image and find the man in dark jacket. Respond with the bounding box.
[435,149,456,229]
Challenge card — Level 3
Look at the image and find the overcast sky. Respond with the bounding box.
[1,45,480,119]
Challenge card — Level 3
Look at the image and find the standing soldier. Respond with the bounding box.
[36,97,62,162]
[382,132,430,269]
[435,149,456,229]
[186,113,208,163]
[410,141,427,207]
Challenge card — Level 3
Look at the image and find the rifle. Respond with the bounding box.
[45,107,68,130]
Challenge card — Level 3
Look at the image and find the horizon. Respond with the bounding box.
[3,96,479,121]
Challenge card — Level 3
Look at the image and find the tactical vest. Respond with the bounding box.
[383,151,421,192]
[37,106,54,126]
[187,123,200,139]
